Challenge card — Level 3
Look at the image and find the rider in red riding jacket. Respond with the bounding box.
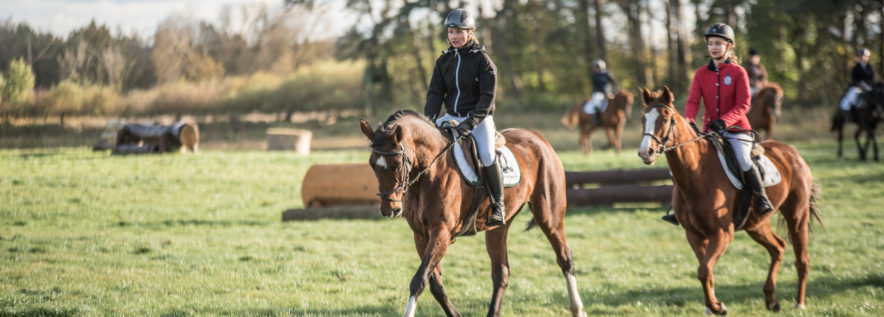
[663,23,774,225]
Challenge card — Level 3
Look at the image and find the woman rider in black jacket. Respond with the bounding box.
[424,8,505,226]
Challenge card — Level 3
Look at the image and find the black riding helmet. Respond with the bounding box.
[444,9,475,29]
[857,47,871,57]
[705,23,735,44]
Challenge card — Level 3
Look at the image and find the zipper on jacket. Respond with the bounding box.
[453,50,462,114]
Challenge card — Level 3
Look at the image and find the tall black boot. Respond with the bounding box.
[482,160,506,226]
[593,113,602,125]
[744,166,774,216]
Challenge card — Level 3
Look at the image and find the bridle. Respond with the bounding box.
[643,102,709,154]
[371,139,455,202]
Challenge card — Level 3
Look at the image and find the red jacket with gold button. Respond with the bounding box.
[684,59,751,132]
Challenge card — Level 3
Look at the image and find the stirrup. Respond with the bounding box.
[487,203,506,226]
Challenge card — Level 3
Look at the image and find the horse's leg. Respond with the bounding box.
[868,122,879,161]
[410,232,460,316]
[603,127,616,151]
[404,229,452,317]
[429,265,460,317]
[836,124,844,159]
[529,198,587,317]
[614,123,624,153]
[484,226,511,317]
[745,223,787,311]
[582,125,594,156]
[698,229,733,315]
[854,125,867,161]
[781,191,811,309]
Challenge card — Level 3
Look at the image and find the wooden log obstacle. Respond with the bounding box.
[282,163,381,221]
[113,120,199,154]
[566,168,673,206]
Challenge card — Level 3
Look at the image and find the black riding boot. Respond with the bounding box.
[593,113,602,125]
[482,160,506,226]
[744,166,774,215]
[661,213,679,225]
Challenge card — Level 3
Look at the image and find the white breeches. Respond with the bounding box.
[436,113,497,166]
[723,131,755,171]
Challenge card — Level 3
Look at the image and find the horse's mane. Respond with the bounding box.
[372,109,436,147]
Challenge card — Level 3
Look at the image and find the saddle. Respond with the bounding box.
[449,131,522,238]
[705,132,782,229]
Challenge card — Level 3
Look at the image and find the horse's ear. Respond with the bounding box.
[393,125,403,144]
[359,119,375,141]
[641,88,652,107]
[662,85,673,105]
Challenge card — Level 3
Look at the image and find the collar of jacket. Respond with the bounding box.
[707,58,732,71]
[442,40,485,54]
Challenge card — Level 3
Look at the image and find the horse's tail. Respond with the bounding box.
[561,102,581,130]
[524,218,537,231]
[808,179,823,229]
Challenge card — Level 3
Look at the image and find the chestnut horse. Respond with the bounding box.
[637,87,821,315]
[747,83,783,140]
[561,90,634,155]
[359,110,586,317]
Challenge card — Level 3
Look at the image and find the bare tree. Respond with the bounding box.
[594,0,607,61]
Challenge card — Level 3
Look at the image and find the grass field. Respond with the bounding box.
[2,111,883,316]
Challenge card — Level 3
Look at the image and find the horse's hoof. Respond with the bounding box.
[795,303,806,310]
[767,301,781,312]
[704,302,727,315]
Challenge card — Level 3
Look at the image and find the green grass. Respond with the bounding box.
[2,138,883,316]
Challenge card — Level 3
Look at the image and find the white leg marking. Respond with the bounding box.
[566,273,586,317]
[638,108,659,154]
[403,296,417,317]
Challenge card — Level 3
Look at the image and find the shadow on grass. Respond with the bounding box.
[115,218,271,228]
[568,272,884,312]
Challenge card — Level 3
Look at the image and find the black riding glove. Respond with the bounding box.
[707,119,726,132]
[689,121,701,134]
[454,122,472,139]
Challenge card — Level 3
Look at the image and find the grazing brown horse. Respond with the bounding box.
[359,110,586,317]
[561,89,634,155]
[637,87,821,315]
[747,83,783,140]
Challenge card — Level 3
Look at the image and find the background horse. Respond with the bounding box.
[561,89,634,155]
[831,82,884,161]
[360,110,586,317]
[747,83,783,140]
[637,87,821,315]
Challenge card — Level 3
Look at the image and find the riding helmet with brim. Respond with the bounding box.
[705,23,735,44]
[445,9,475,29]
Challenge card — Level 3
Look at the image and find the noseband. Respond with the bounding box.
[643,102,709,153]
[371,140,455,202]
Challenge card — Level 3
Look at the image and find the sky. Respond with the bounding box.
[0,0,351,39]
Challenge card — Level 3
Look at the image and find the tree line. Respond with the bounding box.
[1,0,882,123]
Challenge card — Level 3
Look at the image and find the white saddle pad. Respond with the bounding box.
[716,150,782,190]
[583,92,607,115]
[452,143,521,187]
